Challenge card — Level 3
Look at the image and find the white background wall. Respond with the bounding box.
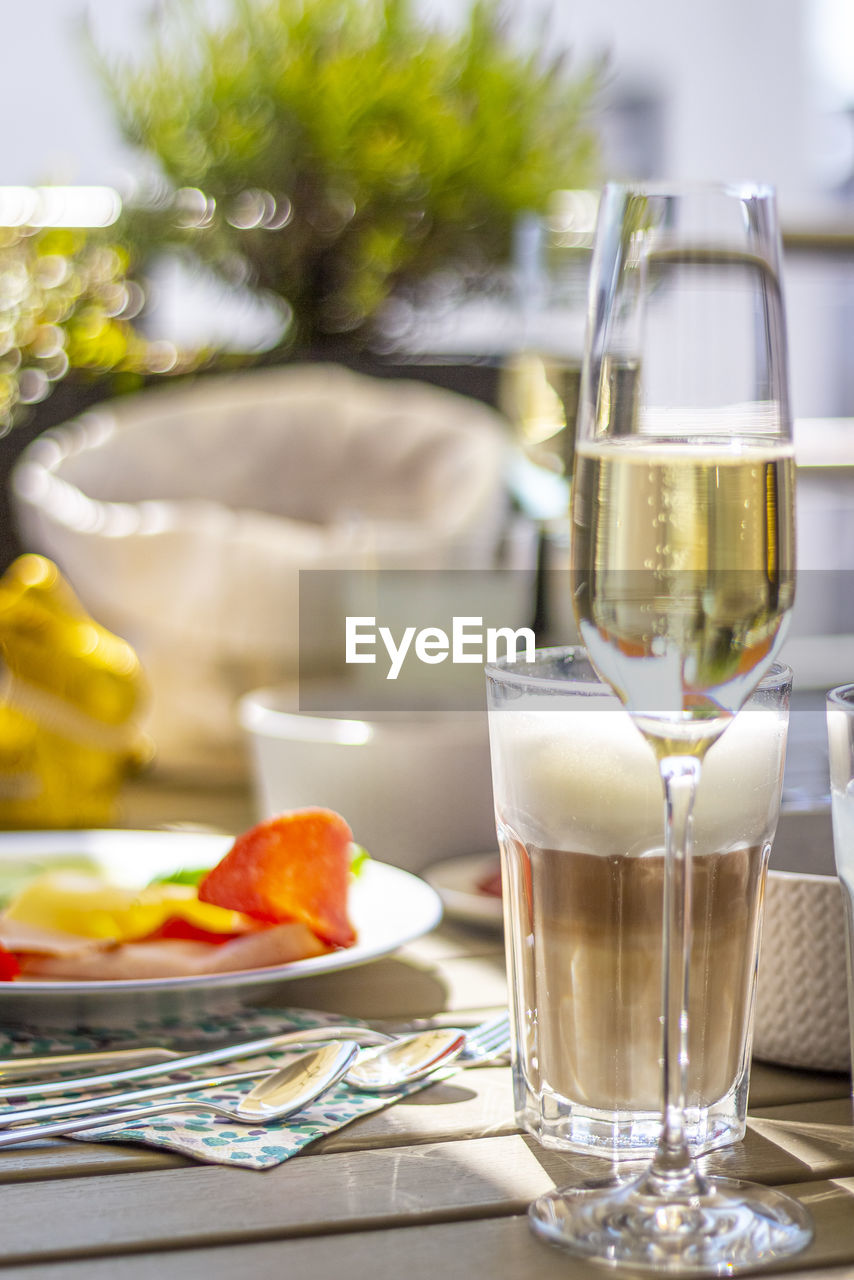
[0,0,830,208]
[538,0,819,212]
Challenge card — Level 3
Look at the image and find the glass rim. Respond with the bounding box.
[827,684,854,710]
[485,643,792,694]
[601,178,777,202]
[485,642,586,685]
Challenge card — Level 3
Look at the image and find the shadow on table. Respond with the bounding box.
[253,955,452,1023]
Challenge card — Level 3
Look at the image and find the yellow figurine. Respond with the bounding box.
[0,555,149,829]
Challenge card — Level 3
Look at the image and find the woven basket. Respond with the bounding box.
[754,867,850,1073]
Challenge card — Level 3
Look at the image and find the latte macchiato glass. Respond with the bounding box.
[486,647,790,1158]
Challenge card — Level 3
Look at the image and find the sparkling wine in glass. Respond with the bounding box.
[528,183,812,1272]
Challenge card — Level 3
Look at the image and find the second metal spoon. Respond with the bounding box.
[344,1027,466,1092]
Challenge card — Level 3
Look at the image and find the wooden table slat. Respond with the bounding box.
[0,1141,187,1182]
[749,1061,851,1109]
[258,949,509,1023]
[0,1062,842,1192]
[4,1179,854,1280]
[0,1124,852,1269]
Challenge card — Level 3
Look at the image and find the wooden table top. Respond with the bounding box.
[0,779,850,1280]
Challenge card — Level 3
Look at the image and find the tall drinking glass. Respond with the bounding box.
[528,183,813,1270]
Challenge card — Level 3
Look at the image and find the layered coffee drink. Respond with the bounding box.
[490,693,787,1154]
[505,837,764,1112]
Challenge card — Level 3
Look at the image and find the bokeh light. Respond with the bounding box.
[0,186,214,430]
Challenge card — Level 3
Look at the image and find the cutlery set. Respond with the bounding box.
[0,1013,510,1149]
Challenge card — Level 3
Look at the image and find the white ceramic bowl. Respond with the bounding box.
[753,806,850,1073]
[238,688,497,873]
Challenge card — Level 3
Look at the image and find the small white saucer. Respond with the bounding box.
[422,853,503,929]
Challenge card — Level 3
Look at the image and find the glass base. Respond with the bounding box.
[518,1089,743,1159]
[529,1173,813,1275]
[511,1028,751,1160]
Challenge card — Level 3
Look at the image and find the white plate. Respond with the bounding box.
[423,852,503,928]
[0,830,443,1025]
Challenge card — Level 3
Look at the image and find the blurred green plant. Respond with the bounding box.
[95,0,602,353]
[0,224,211,433]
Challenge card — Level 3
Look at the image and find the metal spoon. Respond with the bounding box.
[345,1027,466,1092]
[0,1040,360,1148]
[0,1027,467,1145]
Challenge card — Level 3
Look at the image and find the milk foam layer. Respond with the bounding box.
[490,704,786,858]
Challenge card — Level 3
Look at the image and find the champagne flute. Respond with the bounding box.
[528,183,812,1271]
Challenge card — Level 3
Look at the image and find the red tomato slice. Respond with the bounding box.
[198,808,356,949]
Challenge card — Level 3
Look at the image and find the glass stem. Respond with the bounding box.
[647,753,704,1195]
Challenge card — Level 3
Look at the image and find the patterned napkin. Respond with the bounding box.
[0,1007,437,1169]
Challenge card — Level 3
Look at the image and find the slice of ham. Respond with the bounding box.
[201,922,331,973]
[0,917,111,959]
[18,939,220,981]
[7,920,334,981]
